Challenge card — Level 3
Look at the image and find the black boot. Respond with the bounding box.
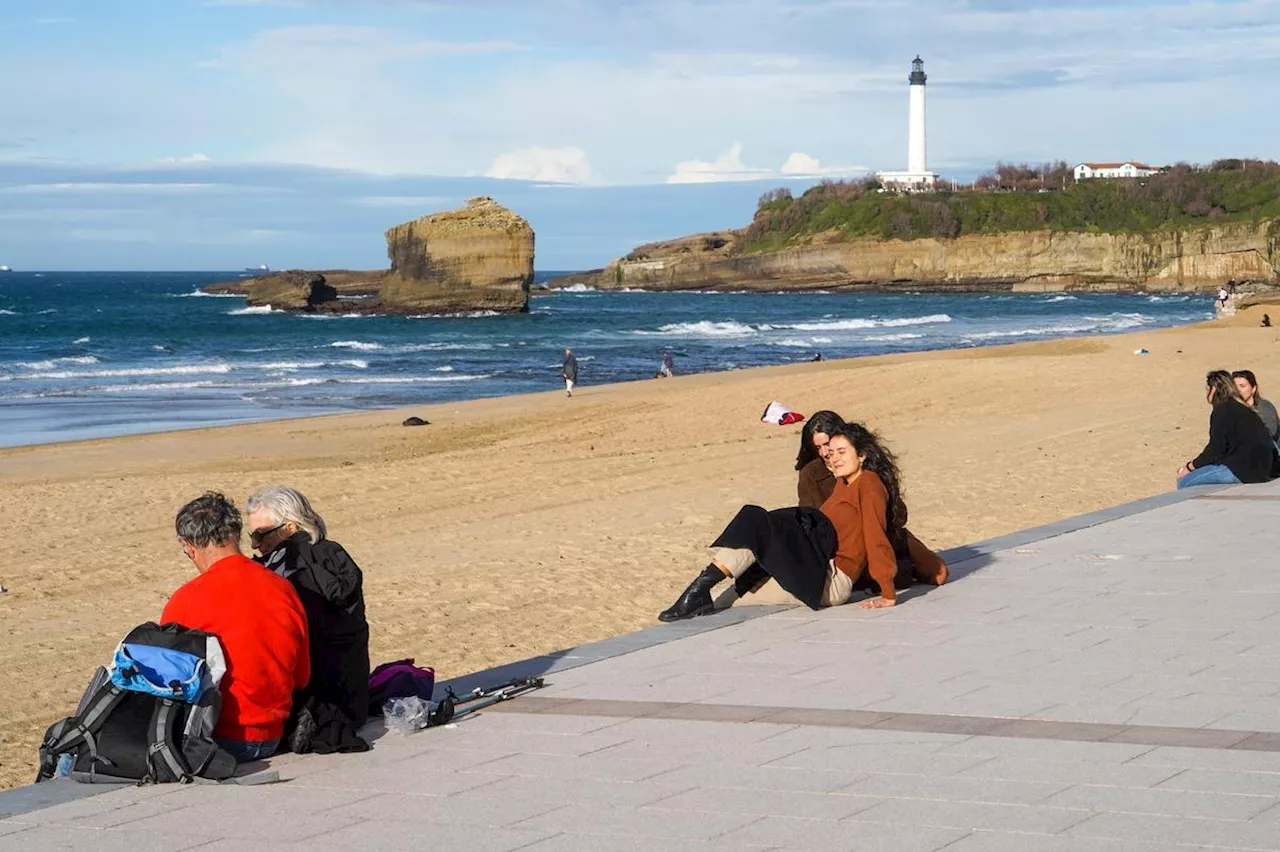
[733,562,769,597]
[658,565,725,622]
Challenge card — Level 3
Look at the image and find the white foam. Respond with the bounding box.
[226,306,278,315]
[785,314,952,332]
[175,289,241,298]
[14,355,101,370]
[330,341,383,351]
[965,313,1152,341]
[407,310,501,319]
[1040,295,1077,302]
[37,309,58,315]
[73,336,91,344]
[434,365,455,372]
[24,364,234,380]
[636,320,759,338]
[0,309,16,316]
[343,374,491,384]
[255,359,369,371]
[558,283,597,293]
[863,333,926,341]
[773,338,816,348]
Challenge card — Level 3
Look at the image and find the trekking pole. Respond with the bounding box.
[425,676,545,728]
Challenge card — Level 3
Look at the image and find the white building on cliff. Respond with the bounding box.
[876,56,938,192]
[1073,161,1162,181]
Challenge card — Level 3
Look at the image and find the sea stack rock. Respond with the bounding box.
[382,196,534,313]
[243,271,338,309]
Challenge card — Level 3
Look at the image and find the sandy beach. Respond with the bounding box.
[1,303,1277,789]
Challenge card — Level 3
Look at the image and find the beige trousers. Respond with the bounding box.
[709,546,854,608]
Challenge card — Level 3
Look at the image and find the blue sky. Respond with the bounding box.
[1,0,1277,270]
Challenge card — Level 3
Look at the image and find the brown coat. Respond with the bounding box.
[797,457,836,509]
[820,471,900,601]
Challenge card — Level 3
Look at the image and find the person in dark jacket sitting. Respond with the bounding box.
[1177,370,1276,489]
[246,486,370,724]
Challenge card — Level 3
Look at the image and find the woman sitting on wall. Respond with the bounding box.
[659,424,946,621]
[1232,369,1280,449]
[1177,370,1276,488]
[790,411,947,599]
[247,486,371,725]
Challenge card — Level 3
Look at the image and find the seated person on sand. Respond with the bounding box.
[247,486,371,726]
[1232,370,1280,449]
[794,411,947,594]
[659,425,947,621]
[1176,370,1276,489]
[163,492,310,762]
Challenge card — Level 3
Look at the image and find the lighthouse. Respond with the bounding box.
[876,56,939,191]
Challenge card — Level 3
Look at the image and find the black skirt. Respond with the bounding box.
[711,505,836,610]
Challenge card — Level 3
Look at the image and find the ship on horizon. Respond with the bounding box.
[239,264,270,278]
[0,265,11,273]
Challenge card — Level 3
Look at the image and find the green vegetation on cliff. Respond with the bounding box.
[740,160,1280,254]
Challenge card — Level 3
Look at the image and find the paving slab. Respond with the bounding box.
[3,479,1280,850]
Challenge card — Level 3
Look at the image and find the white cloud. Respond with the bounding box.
[2,183,219,194]
[667,143,773,184]
[486,147,593,184]
[158,153,212,164]
[667,145,866,184]
[780,152,866,177]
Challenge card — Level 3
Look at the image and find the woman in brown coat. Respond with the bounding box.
[658,425,946,620]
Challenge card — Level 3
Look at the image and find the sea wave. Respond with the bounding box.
[965,313,1152,341]
[37,309,58,315]
[330,341,383,351]
[558,284,597,293]
[0,309,16,315]
[1039,295,1077,302]
[226,306,278,315]
[636,320,759,338]
[12,355,101,370]
[175,289,241,298]
[19,364,234,380]
[74,336,91,344]
[255,359,369,371]
[783,314,953,332]
[408,310,501,319]
[863,333,927,342]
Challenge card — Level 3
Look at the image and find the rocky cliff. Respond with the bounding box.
[576,221,1280,293]
[381,196,534,313]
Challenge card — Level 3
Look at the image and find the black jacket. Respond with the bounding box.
[1191,402,1276,484]
[261,533,371,723]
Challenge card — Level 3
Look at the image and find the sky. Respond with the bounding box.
[1,0,1277,270]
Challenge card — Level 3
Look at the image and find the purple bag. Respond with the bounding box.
[368,658,436,715]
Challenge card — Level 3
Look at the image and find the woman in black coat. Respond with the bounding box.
[246,486,371,724]
[1177,370,1276,489]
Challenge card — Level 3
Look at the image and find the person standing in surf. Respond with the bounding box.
[563,348,579,397]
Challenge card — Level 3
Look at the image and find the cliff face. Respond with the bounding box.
[587,221,1280,293]
[382,196,534,313]
[242,271,338,309]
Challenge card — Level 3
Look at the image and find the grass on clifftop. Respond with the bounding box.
[738,159,1280,254]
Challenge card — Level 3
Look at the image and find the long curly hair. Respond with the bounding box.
[838,423,908,548]
[795,410,846,471]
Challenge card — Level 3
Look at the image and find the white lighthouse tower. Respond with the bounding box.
[876,56,938,192]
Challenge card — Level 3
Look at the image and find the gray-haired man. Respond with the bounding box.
[162,492,310,762]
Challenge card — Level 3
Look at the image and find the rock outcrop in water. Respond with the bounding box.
[203,197,535,314]
[243,271,338,310]
[381,196,534,313]
[560,221,1280,293]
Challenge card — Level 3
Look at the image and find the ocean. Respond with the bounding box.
[0,271,1213,448]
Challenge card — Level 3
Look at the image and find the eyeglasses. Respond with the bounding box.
[249,523,286,544]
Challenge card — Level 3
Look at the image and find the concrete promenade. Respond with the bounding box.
[3,480,1280,851]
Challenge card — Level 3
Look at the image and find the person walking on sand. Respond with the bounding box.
[562,348,578,397]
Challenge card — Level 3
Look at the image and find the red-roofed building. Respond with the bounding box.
[1074,161,1162,181]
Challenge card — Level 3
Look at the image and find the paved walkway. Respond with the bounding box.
[4,480,1280,851]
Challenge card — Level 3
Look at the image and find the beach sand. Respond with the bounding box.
[2,304,1277,789]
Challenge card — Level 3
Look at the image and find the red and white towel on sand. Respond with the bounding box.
[760,401,805,426]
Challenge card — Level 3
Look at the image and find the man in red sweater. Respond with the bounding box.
[162,492,310,762]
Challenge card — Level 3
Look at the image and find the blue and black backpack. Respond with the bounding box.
[36,622,238,784]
